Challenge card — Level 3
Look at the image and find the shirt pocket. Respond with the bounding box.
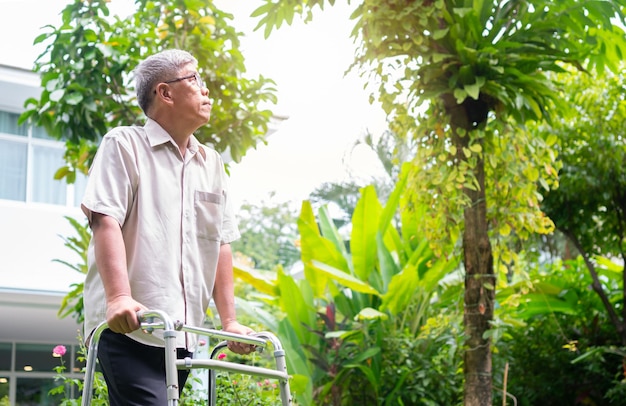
[194,190,224,241]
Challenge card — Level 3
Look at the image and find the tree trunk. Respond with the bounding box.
[446,95,495,406]
[461,155,495,406]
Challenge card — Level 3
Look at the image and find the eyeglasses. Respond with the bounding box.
[163,72,205,89]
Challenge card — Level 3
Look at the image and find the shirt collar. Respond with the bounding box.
[144,118,206,161]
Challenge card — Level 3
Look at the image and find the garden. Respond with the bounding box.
[21,0,626,405]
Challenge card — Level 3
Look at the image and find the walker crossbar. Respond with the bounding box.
[81,309,293,406]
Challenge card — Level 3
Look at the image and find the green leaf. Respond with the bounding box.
[318,205,349,261]
[54,166,70,181]
[377,233,400,291]
[311,260,381,296]
[298,201,347,296]
[64,92,84,105]
[453,88,467,103]
[233,264,277,296]
[380,263,419,315]
[354,307,388,321]
[49,89,65,102]
[277,269,318,346]
[518,293,578,319]
[338,362,380,397]
[350,186,382,281]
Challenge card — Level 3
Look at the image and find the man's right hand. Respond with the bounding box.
[105,295,146,334]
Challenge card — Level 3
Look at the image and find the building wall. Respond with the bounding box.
[0,64,85,405]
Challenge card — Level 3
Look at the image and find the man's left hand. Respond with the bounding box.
[223,321,256,355]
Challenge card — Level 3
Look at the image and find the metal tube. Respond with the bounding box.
[207,342,228,406]
[181,324,267,347]
[136,310,179,406]
[179,358,289,379]
[81,321,109,406]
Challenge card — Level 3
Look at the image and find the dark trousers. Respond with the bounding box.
[97,329,192,406]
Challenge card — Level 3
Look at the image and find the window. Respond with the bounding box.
[0,342,83,405]
[0,377,8,406]
[15,377,65,405]
[0,343,11,371]
[0,111,86,207]
[0,343,9,405]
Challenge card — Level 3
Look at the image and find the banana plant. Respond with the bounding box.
[236,164,459,404]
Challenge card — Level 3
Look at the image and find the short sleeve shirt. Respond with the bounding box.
[81,118,240,350]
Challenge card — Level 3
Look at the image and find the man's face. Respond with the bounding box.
[166,63,212,128]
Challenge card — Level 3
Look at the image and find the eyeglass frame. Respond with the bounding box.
[162,72,205,89]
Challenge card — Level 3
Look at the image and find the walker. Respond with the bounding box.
[81,309,293,405]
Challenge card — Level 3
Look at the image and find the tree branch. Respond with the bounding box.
[564,230,625,344]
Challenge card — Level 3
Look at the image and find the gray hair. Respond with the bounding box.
[134,49,198,114]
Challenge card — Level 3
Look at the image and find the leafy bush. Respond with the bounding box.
[379,314,464,405]
[494,258,626,405]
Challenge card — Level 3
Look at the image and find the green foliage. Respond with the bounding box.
[237,165,462,405]
[406,115,561,255]
[533,67,626,344]
[254,0,626,124]
[179,356,283,406]
[379,314,464,406]
[231,195,300,271]
[212,372,282,405]
[55,216,90,323]
[21,0,277,181]
[541,67,626,258]
[495,258,626,405]
[251,4,626,402]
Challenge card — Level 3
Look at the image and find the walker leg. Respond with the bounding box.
[81,322,107,406]
[208,343,226,406]
[273,349,292,406]
[163,329,180,406]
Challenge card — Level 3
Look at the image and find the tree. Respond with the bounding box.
[29,0,279,345]
[20,0,277,181]
[540,68,626,344]
[252,1,626,404]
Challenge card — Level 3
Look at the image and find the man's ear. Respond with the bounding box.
[154,83,174,105]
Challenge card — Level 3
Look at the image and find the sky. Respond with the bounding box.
[0,0,388,208]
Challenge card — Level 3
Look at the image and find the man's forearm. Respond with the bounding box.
[212,243,238,327]
[91,213,131,301]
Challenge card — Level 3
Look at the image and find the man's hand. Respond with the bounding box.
[223,321,256,355]
[106,295,147,334]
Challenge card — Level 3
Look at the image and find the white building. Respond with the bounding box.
[0,64,87,405]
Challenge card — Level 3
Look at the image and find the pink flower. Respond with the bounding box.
[52,345,66,357]
[217,353,227,360]
[198,339,207,347]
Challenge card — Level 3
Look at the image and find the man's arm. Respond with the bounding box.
[212,243,255,354]
[91,212,145,333]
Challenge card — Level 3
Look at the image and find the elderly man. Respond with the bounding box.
[81,49,254,405]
